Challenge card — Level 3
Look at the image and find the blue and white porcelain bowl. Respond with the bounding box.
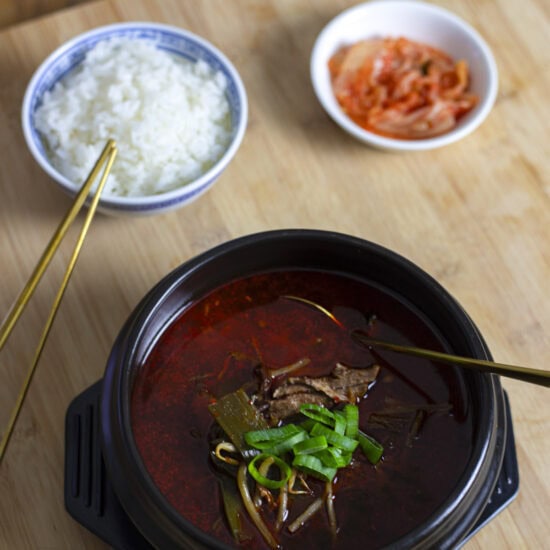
[22,22,248,216]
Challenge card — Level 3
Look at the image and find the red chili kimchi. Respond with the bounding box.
[328,37,478,139]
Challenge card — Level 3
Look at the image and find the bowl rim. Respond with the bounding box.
[100,229,507,549]
[21,21,248,209]
[310,0,499,151]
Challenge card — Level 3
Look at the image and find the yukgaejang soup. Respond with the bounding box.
[131,270,473,549]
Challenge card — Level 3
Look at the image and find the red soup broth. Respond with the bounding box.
[131,270,474,549]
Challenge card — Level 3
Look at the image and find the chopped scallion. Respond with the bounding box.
[310,423,359,453]
[299,403,336,427]
[292,454,337,483]
[238,402,383,491]
[333,411,346,435]
[244,424,303,449]
[264,431,308,456]
[358,431,384,464]
[248,453,292,489]
[293,435,328,455]
[343,404,359,439]
[316,447,350,468]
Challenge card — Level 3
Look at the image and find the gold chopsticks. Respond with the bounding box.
[0,140,117,464]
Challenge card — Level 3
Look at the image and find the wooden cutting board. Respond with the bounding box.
[0,0,548,549]
[0,0,93,29]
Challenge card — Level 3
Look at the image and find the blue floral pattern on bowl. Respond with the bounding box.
[22,22,248,216]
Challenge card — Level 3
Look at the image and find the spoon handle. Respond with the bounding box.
[354,334,550,388]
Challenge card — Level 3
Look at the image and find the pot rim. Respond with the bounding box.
[100,229,507,549]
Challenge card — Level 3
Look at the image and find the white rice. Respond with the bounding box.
[34,38,232,197]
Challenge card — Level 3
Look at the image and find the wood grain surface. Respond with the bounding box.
[0,0,92,29]
[0,0,548,548]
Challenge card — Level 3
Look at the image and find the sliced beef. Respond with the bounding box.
[267,391,333,425]
[265,363,380,424]
[288,363,379,403]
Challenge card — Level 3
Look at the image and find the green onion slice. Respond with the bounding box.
[241,402,382,493]
[293,435,328,455]
[299,403,336,427]
[292,454,337,483]
[298,418,316,432]
[358,431,384,464]
[244,424,302,448]
[343,404,359,439]
[265,430,308,456]
[333,411,346,435]
[310,423,359,453]
[317,447,352,468]
[248,453,292,489]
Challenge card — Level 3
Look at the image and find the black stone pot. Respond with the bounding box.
[67,230,518,549]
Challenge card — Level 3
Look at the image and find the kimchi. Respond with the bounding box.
[328,37,478,139]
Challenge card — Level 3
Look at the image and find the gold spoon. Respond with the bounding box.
[353,331,550,388]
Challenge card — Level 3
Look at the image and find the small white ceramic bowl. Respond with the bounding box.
[22,22,247,215]
[310,0,498,151]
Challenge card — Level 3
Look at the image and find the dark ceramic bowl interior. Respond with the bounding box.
[100,229,507,549]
